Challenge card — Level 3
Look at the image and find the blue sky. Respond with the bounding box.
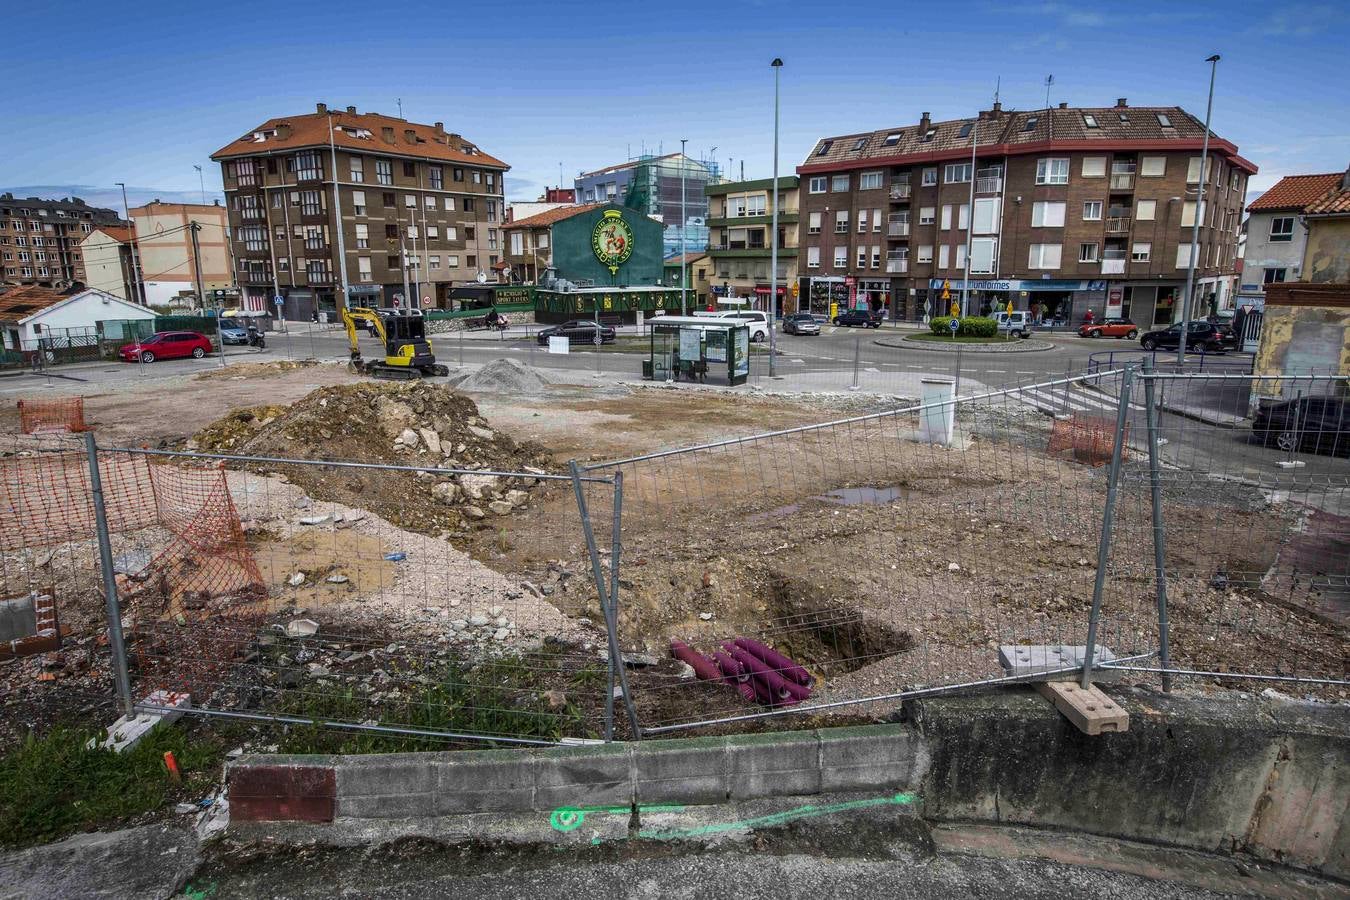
[3,0,1346,208]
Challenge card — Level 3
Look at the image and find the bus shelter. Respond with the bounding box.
[644,322,749,386]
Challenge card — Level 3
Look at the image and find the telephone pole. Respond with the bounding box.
[191,221,223,368]
[769,57,783,377]
[1178,55,1221,366]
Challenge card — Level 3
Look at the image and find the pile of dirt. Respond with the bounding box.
[194,359,319,381]
[451,358,551,395]
[191,381,553,538]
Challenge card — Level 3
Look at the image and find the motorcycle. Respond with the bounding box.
[247,326,266,349]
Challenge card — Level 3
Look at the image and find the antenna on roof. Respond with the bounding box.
[994,76,1001,106]
[397,98,403,119]
[1043,74,1054,111]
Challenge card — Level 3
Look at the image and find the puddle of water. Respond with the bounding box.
[819,486,910,506]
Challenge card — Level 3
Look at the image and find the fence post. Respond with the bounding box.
[605,472,625,742]
[84,431,135,717]
[568,461,640,740]
[1140,362,1172,691]
[1081,364,1135,688]
[850,334,861,391]
[458,329,464,367]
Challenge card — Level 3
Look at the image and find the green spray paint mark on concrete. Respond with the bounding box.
[635,792,918,841]
[550,802,686,832]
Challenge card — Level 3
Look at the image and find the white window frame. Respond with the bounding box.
[918,206,935,226]
[920,168,937,186]
[808,211,821,234]
[938,245,950,269]
[808,176,826,194]
[1035,158,1069,185]
[1079,242,1099,263]
[1176,243,1196,268]
[917,245,933,264]
[1028,243,1062,269]
[807,246,821,268]
[1131,242,1151,262]
[969,237,996,274]
[1135,199,1157,221]
[833,246,848,268]
[1082,200,1103,221]
[1269,217,1295,242]
[1081,157,1106,177]
[857,210,868,233]
[859,171,883,190]
[940,205,952,230]
[943,162,973,184]
[831,174,850,192]
[1140,156,1166,177]
[835,210,849,233]
[1031,201,1066,228]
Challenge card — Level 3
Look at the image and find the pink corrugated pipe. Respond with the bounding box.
[670,639,720,682]
[713,650,757,702]
[734,637,813,687]
[731,647,808,706]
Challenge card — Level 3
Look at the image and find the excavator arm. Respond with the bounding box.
[339,306,446,380]
[340,306,386,365]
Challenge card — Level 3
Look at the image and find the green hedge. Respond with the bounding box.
[929,315,997,338]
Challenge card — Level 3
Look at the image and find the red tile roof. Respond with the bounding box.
[211,108,507,169]
[798,104,1256,175]
[0,285,68,319]
[504,203,605,230]
[664,252,706,266]
[1304,178,1350,216]
[1247,173,1342,212]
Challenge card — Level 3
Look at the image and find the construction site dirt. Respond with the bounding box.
[1,360,1345,754]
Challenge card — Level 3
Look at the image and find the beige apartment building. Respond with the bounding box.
[212,102,508,318]
[705,176,800,312]
[130,200,231,306]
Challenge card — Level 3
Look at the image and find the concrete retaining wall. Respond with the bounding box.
[226,688,1349,878]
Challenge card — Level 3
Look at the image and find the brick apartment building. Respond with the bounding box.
[0,193,125,290]
[797,100,1254,327]
[212,103,508,318]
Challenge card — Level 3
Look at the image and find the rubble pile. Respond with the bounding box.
[191,382,554,537]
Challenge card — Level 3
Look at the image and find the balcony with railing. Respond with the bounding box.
[1101,246,1127,275]
[1105,216,1131,233]
[885,258,908,274]
[889,183,911,201]
[976,176,1003,194]
[887,222,910,238]
[1109,174,1134,190]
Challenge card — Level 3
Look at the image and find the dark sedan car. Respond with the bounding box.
[1138,321,1224,353]
[536,320,617,345]
[1253,396,1349,456]
[782,313,821,335]
[832,308,882,328]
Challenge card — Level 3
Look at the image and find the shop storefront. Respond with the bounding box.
[801,276,849,316]
[927,279,1108,326]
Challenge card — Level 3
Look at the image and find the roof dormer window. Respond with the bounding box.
[1156,113,1173,128]
[852,137,867,151]
[816,140,833,156]
[1083,114,1099,128]
[883,132,901,146]
[1023,116,1039,132]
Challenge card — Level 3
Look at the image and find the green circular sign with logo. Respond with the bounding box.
[592,210,634,274]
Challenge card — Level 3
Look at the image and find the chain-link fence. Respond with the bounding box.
[3,365,1345,747]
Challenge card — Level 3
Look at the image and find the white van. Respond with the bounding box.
[651,311,770,342]
[991,310,1034,338]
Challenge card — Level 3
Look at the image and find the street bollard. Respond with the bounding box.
[850,333,861,391]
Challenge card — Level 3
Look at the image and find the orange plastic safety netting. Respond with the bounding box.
[17,398,88,434]
[0,449,266,698]
[1047,414,1129,467]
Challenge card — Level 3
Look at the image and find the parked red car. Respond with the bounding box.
[1078,317,1138,339]
[118,331,213,363]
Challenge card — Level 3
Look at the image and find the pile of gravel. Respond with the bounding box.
[452,358,551,396]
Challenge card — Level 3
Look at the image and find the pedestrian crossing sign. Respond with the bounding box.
[941,279,952,301]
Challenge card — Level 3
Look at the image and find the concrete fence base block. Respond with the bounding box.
[91,690,192,754]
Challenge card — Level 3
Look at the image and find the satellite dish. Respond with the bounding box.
[476,271,488,284]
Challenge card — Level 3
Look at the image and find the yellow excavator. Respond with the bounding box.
[340,306,449,380]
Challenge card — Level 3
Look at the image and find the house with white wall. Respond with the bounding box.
[1242,172,1342,296]
[0,285,154,350]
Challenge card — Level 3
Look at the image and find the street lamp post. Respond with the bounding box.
[680,138,688,315]
[769,57,783,378]
[1177,54,1220,366]
[114,182,147,306]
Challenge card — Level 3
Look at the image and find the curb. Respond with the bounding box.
[877,337,1055,354]
[1083,384,1247,430]
[226,724,929,825]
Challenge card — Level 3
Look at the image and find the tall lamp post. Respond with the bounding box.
[680,138,688,315]
[114,182,147,306]
[1177,54,1220,366]
[768,57,783,377]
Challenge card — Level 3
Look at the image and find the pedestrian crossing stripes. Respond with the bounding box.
[1015,386,1145,417]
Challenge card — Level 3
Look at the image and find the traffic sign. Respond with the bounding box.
[949,317,960,333]
[1006,300,1014,315]
[273,295,284,306]
[949,300,960,319]
[940,279,952,301]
